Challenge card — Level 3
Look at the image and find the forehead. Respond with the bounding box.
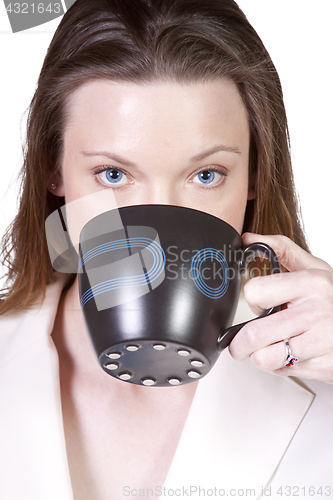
[64,79,250,151]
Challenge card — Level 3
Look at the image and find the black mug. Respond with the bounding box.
[78,205,281,387]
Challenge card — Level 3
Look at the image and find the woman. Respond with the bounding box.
[1,1,333,499]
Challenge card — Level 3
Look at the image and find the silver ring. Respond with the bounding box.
[284,339,298,367]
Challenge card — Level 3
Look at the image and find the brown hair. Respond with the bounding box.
[0,0,308,314]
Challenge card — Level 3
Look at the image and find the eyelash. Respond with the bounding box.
[190,166,227,187]
[93,166,130,189]
[93,165,227,188]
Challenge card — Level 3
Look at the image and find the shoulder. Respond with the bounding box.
[0,274,68,368]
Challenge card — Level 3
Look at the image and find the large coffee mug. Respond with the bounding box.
[78,205,281,387]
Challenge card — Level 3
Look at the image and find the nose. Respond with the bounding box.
[136,183,182,207]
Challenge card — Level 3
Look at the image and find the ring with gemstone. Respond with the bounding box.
[284,339,298,367]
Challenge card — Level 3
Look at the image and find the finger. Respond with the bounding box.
[271,354,333,384]
[243,268,331,314]
[250,340,297,372]
[229,305,302,360]
[229,299,329,361]
[249,332,328,372]
[242,233,332,272]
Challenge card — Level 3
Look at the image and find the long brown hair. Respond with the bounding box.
[0,0,308,314]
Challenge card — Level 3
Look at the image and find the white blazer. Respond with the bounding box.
[1,277,333,500]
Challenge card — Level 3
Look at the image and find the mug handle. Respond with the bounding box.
[217,242,281,351]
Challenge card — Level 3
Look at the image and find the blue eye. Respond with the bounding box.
[105,169,123,184]
[197,171,215,184]
[192,169,224,187]
[95,167,130,188]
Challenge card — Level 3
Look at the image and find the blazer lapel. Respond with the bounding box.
[0,276,74,500]
[164,349,314,498]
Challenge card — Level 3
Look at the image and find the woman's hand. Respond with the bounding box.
[229,233,333,383]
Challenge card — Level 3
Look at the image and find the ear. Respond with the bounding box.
[48,170,65,197]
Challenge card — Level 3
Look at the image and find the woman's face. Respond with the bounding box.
[57,79,252,237]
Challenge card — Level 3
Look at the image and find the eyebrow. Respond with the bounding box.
[80,144,241,167]
[81,151,138,168]
[190,144,242,162]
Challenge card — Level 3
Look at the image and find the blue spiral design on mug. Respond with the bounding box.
[80,238,165,308]
[191,248,229,299]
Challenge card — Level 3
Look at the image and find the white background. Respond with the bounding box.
[1,1,332,289]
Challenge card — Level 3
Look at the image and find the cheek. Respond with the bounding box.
[228,205,248,234]
[218,200,247,233]
[210,179,249,234]
[62,160,90,201]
